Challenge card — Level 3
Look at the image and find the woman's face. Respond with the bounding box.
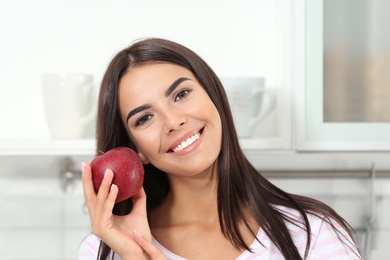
[118,63,222,177]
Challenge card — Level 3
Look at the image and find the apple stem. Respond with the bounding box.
[98,150,105,155]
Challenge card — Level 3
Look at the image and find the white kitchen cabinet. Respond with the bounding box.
[295,0,390,151]
[0,0,293,155]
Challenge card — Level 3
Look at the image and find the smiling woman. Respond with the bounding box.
[78,38,362,260]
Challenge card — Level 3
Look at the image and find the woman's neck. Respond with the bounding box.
[149,167,219,228]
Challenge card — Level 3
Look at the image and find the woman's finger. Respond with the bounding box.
[102,183,118,215]
[133,230,166,259]
[81,162,96,216]
[131,187,147,215]
[94,169,115,216]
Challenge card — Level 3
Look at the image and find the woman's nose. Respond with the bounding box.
[163,109,187,134]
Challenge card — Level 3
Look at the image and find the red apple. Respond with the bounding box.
[90,146,144,203]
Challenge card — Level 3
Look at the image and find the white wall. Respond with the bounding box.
[0,0,284,139]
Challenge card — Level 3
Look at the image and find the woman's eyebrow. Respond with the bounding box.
[126,77,191,123]
[126,104,151,123]
[165,77,191,97]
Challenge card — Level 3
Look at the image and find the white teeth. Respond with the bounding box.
[172,132,201,152]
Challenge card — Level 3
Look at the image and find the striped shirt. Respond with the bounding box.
[78,206,361,259]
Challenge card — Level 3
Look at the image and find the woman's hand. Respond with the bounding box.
[82,162,165,259]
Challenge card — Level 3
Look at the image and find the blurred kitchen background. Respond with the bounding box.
[0,0,389,259]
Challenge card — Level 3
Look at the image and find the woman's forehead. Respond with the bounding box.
[120,63,196,90]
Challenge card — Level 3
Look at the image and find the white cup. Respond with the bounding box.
[222,77,276,138]
[42,74,96,139]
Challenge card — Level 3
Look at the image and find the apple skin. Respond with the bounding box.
[90,147,144,203]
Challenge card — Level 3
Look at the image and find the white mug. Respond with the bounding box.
[222,77,276,138]
[42,74,96,139]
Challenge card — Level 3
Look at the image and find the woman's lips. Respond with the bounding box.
[168,127,204,153]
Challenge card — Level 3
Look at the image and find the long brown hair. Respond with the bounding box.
[95,38,359,259]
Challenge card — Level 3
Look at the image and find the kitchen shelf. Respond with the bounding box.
[0,138,96,156]
[0,136,287,156]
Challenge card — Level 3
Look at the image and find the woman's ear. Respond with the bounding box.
[138,152,149,165]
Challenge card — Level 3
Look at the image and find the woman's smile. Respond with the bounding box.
[168,127,204,154]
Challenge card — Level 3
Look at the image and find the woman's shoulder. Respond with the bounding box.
[274,205,324,228]
[273,205,361,259]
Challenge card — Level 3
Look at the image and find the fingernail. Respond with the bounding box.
[133,229,143,238]
[104,169,110,178]
[110,184,115,192]
[81,162,86,173]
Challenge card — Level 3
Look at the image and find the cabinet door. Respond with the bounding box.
[295,0,390,151]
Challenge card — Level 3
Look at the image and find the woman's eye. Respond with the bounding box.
[135,114,152,126]
[174,89,191,102]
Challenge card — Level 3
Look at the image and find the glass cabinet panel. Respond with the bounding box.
[296,0,390,151]
[324,0,390,123]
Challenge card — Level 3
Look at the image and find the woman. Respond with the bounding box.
[79,38,361,260]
